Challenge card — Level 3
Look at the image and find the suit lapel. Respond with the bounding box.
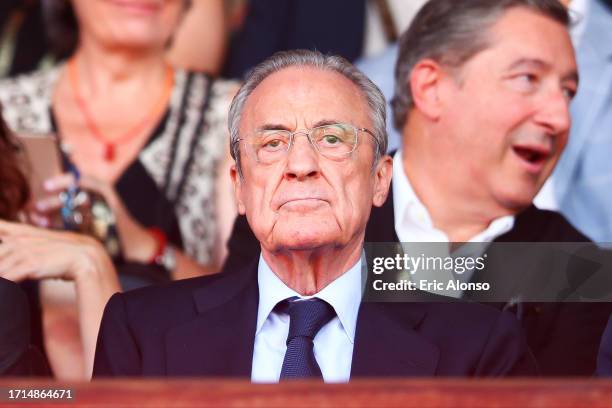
[351,302,439,377]
[494,205,541,242]
[165,261,259,377]
[359,183,439,376]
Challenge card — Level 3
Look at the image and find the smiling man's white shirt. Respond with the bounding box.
[392,150,514,289]
[392,150,515,245]
[251,255,362,383]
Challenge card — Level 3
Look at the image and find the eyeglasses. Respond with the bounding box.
[234,123,378,164]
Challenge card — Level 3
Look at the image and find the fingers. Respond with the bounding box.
[34,192,64,214]
[0,219,64,241]
[0,260,30,283]
[0,219,13,233]
[0,219,37,235]
[40,173,118,217]
[0,242,31,282]
[34,172,98,218]
[0,239,9,262]
[0,220,97,284]
[0,235,76,282]
[43,173,77,193]
[28,212,52,228]
[32,172,77,216]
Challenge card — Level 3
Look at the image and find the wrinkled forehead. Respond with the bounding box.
[239,67,372,134]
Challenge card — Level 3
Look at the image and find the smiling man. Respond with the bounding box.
[93,50,534,380]
[385,0,610,376]
[391,2,578,241]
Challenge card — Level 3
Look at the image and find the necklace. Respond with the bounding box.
[68,57,174,162]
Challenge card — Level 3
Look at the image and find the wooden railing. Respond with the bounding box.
[1,379,612,407]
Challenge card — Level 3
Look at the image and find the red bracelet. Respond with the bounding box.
[147,227,167,264]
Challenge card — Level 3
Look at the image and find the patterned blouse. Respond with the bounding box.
[0,66,237,267]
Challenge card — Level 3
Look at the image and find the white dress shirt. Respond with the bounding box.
[392,151,515,293]
[251,256,362,383]
[392,150,515,244]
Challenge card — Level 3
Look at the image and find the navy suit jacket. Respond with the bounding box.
[93,258,534,377]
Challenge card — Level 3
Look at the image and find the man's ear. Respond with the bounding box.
[230,164,246,215]
[410,59,445,120]
[372,155,393,207]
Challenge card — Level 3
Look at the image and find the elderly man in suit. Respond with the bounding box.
[93,49,533,380]
[220,0,612,375]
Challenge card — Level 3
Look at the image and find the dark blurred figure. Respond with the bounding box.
[598,315,612,375]
[0,0,52,77]
[223,0,367,79]
[0,276,29,375]
[0,109,31,376]
[0,109,49,377]
[0,277,49,376]
[0,106,28,222]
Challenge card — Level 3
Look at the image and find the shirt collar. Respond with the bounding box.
[391,150,515,243]
[256,255,362,344]
[392,150,433,233]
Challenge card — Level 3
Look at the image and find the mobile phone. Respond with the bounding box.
[17,133,63,204]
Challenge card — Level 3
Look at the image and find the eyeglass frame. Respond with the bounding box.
[232,122,380,164]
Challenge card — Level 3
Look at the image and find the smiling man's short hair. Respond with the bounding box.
[391,0,570,132]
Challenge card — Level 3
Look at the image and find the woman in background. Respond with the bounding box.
[0,108,120,378]
[1,0,236,279]
[0,0,236,379]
